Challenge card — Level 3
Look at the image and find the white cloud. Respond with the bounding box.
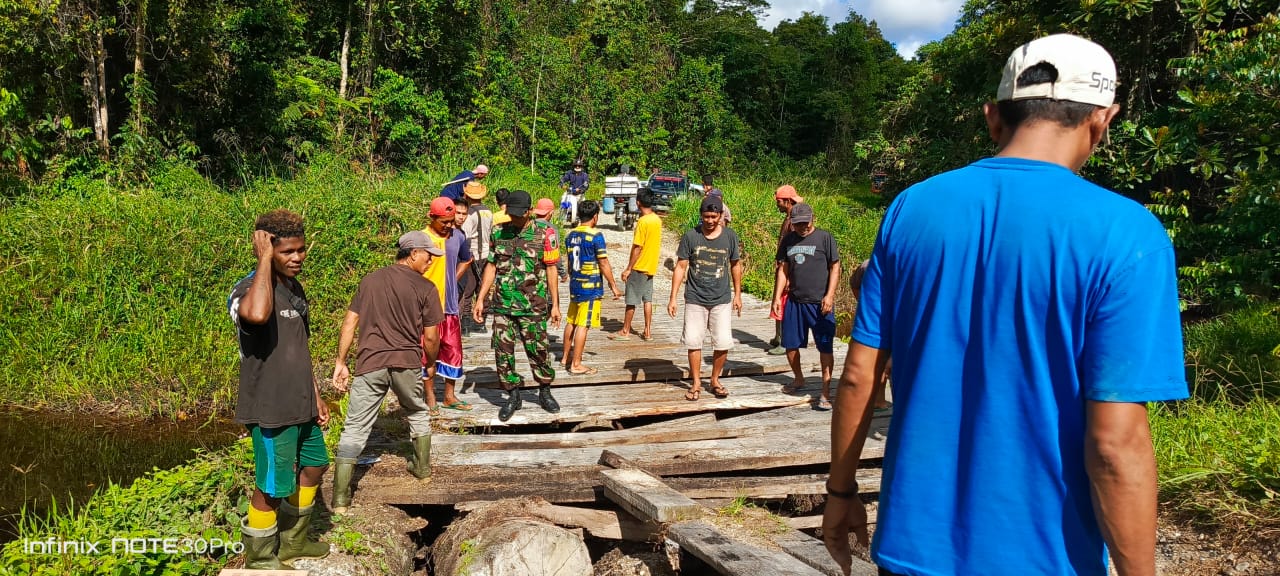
[759,0,964,59]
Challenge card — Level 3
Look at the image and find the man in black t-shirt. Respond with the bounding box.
[227,209,330,569]
[772,203,842,410]
[330,231,446,514]
[668,196,743,401]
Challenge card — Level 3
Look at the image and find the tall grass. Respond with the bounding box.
[0,158,558,417]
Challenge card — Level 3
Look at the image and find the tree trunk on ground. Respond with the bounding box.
[434,498,592,576]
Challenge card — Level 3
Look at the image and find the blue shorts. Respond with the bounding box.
[781,299,836,354]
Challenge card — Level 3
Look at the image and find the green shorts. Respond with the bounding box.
[247,422,330,499]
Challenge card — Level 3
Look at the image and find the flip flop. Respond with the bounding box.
[815,397,833,411]
[608,333,632,341]
[569,366,599,375]
[782,382,805,394]
[639,333,652,341]
[685,388,701,401]
[709,383,729,398]
[443,400,473,411]
[428,406,443,417]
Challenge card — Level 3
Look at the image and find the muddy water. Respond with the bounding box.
[0,410,240,540]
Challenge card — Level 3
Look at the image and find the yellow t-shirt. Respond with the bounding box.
[422,227,450,306]
[632,213,662,275]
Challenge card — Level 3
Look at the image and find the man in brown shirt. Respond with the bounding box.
[330,231,446,514]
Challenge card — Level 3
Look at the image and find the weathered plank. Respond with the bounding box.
[430,373,816,427]
[665,469,883,499]
[770,528,878,576]
[433,418,738,450]
[454,500,658,542]
[783,508,878,530]
[667,521,825,576]
[600,468,702,523]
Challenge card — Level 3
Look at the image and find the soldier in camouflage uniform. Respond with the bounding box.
[473,189,563,421]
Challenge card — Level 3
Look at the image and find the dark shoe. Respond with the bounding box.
[538,386,561,413]
[498,390,523,422]
[330,457,356,514]
[407,434,432,479]
[240,519,287,569]
[277,501,330,564]
[768,336,781,348]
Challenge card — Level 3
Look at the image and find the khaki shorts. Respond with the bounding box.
[682,302,733,351]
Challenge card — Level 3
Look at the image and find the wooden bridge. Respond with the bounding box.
[336,289,888,575]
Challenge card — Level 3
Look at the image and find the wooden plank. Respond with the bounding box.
[667,521,824,576]
[433,424,836,471]
[453,500,658,542]
[665,469,882,499]
[770,528,878,576]
[628,412,718,430]
[431,373,815,427]
[433,417,736,450]
[599,449,642,470]
[600,468,701,523]
[783,508,877,530]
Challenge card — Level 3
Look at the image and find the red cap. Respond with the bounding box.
[430,196,456,217]
[775,185,799,200]
[533,198,555,217]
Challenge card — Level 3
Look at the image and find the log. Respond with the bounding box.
[454,500,658,542]
[600,468,701,523]
[433,499,592,576]
[666,521,824,576]
[783,508,878,530]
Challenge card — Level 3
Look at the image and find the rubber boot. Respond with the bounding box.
[538,385,560,414]
[276,500,330,565]
[407,434,432,479]
[239,518,286,569]
[330,457,356,514]
[498,389,523,422]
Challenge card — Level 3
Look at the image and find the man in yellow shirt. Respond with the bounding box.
[611,191,661,341]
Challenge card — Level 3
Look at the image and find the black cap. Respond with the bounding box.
[789,202,814,224]
[506,189,533,216]
[573,158,584,167]
[699,196,724,214]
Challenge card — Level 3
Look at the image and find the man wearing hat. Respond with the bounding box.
[667,195,742,401]
[823,34,1187,576]
[560,159,590,226]
[474,190,563,422]
[767,184,803,355]
[771,202,841,410]
[421,197,474,412]
[329,231,444,514]
[440,164,490,201]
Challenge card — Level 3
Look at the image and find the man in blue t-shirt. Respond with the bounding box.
[561,200,621,374]
[823,34,1188,576]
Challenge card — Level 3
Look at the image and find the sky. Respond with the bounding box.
[758,0,965,59]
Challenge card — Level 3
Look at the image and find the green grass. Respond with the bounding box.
[0,157,558,417]
[0,440,253,575]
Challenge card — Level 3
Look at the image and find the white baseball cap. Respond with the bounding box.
[997,34,1118,108]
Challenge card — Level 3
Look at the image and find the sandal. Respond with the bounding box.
[815,397,833,411]
[569,366,599,375]
[443,400,473,411]
[607,333,632,341]
[685,388,701,401]
[428,405,443,417]
[709,383,729,398]
[782,381,805,394]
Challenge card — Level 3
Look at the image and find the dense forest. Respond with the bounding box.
[0,0,908,183]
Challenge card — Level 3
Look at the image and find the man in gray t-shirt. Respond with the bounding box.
[668,196,743,401]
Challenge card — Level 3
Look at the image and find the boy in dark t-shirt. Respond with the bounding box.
[772,202,841,409]
[227,209,330,569]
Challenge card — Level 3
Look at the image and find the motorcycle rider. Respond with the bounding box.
[560,159,590,226]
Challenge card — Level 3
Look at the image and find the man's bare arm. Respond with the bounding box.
[829,342,888,492]
[1085,401,1158,576]
[238,231,278,325]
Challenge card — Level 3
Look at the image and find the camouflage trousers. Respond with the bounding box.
[493,314,556,390]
